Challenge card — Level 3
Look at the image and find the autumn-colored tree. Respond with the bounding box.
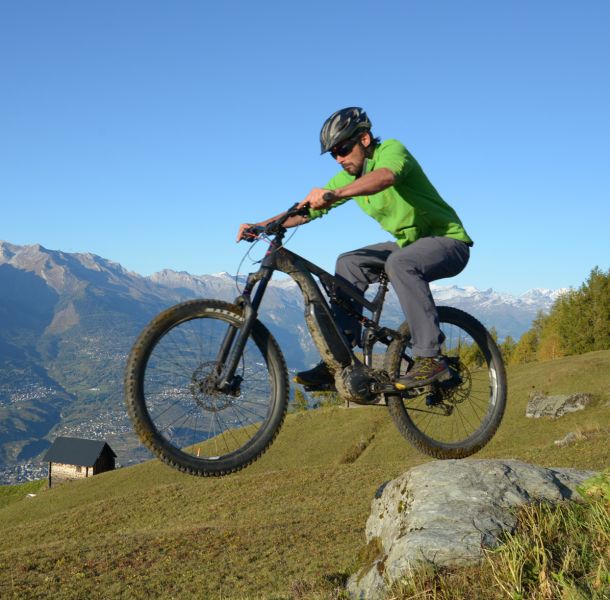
[537,308,564,361]
[292,388,309,412]
[499,335,517,364]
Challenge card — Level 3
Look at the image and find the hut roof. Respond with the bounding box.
[43,437,116,467]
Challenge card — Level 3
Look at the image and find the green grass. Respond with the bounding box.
[0,350,609,599]
[0,479,46,509]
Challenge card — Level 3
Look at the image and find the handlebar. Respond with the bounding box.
[242,202,312,242]
[241,192,339,242]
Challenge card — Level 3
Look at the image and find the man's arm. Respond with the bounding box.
[297,168,396,211]
[237,167,395,241]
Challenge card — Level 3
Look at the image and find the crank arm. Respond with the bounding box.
[369,382,431,397]
[302,383,336,393]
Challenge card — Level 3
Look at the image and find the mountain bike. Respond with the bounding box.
[124,204,507,476]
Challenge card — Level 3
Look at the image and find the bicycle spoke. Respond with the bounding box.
[387,307,506,455]
[141,311,276,461]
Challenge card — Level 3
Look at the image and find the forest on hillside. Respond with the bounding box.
[500,267,610,365]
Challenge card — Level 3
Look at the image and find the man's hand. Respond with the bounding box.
[297,188,337,211]
[236,222,258,242]
[236,205,313,243]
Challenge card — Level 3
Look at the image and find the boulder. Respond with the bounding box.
[346,459,595,600]
[525,392,592,419]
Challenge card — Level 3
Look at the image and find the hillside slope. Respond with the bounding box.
[1,239,565,477]
[1,351,609,599]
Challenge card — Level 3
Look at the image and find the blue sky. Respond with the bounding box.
[1,1,609,295]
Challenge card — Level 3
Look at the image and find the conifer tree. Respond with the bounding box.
[511,266,610,363]
[586,267,610,351]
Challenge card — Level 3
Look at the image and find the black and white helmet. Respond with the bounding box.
[319,107,372,154]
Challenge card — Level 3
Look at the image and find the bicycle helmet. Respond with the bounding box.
[319,107,372,154]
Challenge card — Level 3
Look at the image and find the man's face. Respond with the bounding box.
[331,132,370,175]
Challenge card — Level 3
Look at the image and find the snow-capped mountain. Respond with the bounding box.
[145,269,563,343]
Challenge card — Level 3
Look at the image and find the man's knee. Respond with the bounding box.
[335,250,362,276]
[384,249,420,280]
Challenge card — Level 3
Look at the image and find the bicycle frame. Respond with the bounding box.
[216,228,402,392]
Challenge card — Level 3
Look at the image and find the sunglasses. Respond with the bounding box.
[330,136,360,159]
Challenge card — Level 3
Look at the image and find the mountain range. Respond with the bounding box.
[0,240,565,482]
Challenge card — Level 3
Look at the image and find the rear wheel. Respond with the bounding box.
[124,300,288,476]
[385,306,507,458]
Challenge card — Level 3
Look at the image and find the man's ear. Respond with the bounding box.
[360,131,372,148]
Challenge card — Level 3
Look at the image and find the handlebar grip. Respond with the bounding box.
[242,225,265,241]
[285,204,311,218]
[294,205,312,217]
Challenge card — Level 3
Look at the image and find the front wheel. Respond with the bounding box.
[385,306,507,459]
[124,299,289,476]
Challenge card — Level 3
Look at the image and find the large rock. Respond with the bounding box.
[526,392,592,418]
[347,459,595,599]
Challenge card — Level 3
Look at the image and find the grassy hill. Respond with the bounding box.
[1,350,609,599]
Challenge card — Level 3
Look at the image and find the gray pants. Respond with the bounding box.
[333,237,470,357]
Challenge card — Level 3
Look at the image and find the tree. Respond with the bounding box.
[509,266,610,363]
[585,266,610,351]
[537,308,564,361]
[458,340,484,368]
[310,390,344,408]
[292,388,309,412]
[510,328,539,365]
[552,266,610,356]
[555,289,593,355]
[499,335,517,364]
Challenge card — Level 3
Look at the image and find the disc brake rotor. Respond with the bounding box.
[439,362,472,405]
[189,361,234,412]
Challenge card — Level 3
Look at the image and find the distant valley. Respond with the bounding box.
[0,240,564,483]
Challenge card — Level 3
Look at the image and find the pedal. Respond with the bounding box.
[302,383,337,393]
[369,382,399,394]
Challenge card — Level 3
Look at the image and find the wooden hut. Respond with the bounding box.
[44,437,117,487]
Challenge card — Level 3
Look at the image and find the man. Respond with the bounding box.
[236,107,473,390]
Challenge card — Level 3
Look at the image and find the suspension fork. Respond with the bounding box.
[215,266,273,393]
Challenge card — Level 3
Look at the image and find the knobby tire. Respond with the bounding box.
[385,306,507,459]
[124,299,288,476]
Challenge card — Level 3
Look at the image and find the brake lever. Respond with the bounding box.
[242,226,265,242]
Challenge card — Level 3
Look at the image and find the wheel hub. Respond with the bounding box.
[190,362,234,412]
[439,361,471,405]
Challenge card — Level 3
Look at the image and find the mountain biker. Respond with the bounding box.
[236,107,473,391]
